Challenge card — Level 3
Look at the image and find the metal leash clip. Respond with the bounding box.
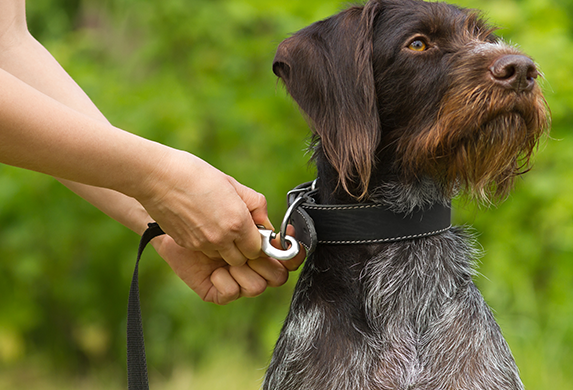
[258,226,300,261]
[257,179,316,261]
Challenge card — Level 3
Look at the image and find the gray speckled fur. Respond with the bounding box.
[263,180,523,389]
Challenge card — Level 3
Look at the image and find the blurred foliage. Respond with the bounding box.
[0,0,572,389]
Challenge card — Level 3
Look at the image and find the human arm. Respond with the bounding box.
[0,0,304,303]
[0,52,268,262]
[0,0,269,261]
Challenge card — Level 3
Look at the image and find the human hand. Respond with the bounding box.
[151,225,306,305]
[135,149,270,267]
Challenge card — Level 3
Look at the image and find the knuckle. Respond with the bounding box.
[227,258,247,268]
[225,217,244,235]
[244,279,267,297]
[222,249,248,267]
[219,284,240,303]
[204,230,226,248]
[200,227,233,250]
[176,230,214,252]
[255,192,267,208]
[268,267,289,287]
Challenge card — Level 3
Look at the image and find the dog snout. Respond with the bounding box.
[489,54,538,92]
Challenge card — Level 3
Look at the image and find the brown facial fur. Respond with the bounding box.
[273,0,549,202]
[394,30,549,201]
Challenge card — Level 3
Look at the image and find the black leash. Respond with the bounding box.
[125,221,296,390]
[127,222,165,390]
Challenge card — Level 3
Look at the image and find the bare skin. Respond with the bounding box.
[0,0,304,305]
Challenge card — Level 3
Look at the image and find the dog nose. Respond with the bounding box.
[489,55,538,92]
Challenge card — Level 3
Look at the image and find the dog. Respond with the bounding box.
[264,0,549,389]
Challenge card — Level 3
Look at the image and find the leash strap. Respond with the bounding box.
[127,222,165,390]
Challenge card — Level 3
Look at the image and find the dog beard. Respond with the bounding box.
[395,60,549,203]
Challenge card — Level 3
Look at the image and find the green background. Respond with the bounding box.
[0,0,572,388]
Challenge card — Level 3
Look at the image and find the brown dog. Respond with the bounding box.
[264,0,549,389]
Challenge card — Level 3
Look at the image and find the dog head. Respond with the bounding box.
[273,0,549,202]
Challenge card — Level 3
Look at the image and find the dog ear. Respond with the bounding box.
[273,1,381,198]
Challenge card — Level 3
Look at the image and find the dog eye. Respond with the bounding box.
[408,39,428,52]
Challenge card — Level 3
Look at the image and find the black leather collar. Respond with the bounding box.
[285,181,452,255]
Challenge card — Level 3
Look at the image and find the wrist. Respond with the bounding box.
[108,137,177,202]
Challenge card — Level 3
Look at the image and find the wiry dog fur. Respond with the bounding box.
[264,0,549,389]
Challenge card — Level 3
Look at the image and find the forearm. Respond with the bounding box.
[0,22,156,234]
[0,0,303,300]
[0,68,167,196]
[57,179,151,235]
[0,4,268,264]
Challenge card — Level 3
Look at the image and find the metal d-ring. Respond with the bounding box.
[279,195,305,250]
[280,179,317,249]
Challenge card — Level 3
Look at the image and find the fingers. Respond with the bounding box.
[248,258,288,288]
[210,267,241,305]
[229,178,273,259]
[138,153,268,266]
[235,225,306,292]
[210,245,305,304]
[217,178,272,266]
[232,222,263,263]
[278,246,306,272]
[210,264,269,304]
[272,225,306,272]
[209,225,262,267]
[229,264,268,298]
[216,242,252,268]
[154,218,305,307]
[212,251,304,304]
[230,178,273,230]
